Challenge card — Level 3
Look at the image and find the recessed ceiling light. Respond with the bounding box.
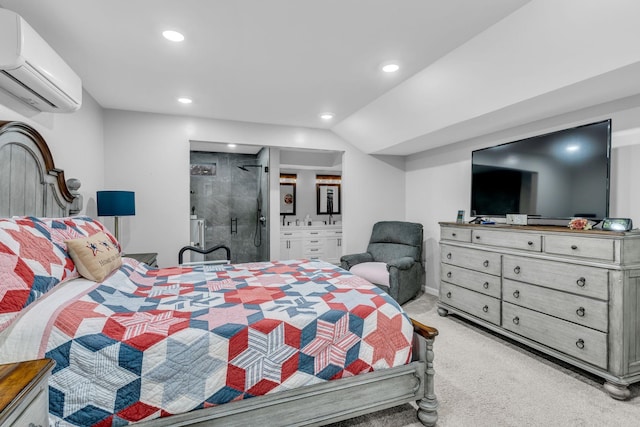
[177,97,192,104]
[320,112,334,120]
[227,143,237,148]
[163,30,184,42]
[382,63,400,73]
[566,144,580,152]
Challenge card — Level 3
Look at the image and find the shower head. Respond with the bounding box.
[238,164,262,171]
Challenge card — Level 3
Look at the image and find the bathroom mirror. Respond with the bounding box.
[280,173,297,215]
[316,175,341,215]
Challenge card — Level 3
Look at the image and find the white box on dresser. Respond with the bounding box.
[437,222,640,399]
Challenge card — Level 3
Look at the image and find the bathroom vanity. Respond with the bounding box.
[280,225,343,264]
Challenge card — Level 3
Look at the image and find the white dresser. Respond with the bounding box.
[438,222,640,399]
[280,225,343,264]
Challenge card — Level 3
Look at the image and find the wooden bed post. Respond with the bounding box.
[412,318,439,426]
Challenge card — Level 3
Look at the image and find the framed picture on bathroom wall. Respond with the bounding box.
[316,175,341,215]
[280,174,296,215]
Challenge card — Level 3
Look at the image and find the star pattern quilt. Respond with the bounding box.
[0,257,413,426]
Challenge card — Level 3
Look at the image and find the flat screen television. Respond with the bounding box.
[471,119,611,220]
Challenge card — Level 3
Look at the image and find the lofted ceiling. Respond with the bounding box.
[2,1,640,156]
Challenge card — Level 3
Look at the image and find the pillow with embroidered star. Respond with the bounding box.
[65,231,122,282]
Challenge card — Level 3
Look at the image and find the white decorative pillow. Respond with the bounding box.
[349,262,390,286]
[65,231,122,282]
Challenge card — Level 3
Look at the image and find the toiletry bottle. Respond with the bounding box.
[305,214,311,226]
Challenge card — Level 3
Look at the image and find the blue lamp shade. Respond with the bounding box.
[97,191,136,217]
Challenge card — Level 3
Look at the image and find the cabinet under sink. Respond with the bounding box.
[280,226,342,264]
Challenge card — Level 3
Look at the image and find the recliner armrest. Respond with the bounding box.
[386,256,415,271]
[340,252,373,270]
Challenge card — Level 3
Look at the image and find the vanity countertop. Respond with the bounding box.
[280,224,341,231]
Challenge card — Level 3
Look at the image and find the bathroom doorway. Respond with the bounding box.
[189,147,269,263]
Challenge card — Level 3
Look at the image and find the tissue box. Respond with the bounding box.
[506,214,527,225]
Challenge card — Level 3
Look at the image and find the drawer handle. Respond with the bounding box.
[483,260,490,267]
[447,253,452,260]
[513,266,521,274]
[310,240,319,243]
[483,282,489,289]
[513,290,520,298]
[576,339,585,350]
[447,272,452,278]
[446,292,452,298]
[482,305,489,313]
[528,241,534,246]
[576,307,585,317]
[571,245,578,250]
[576,277,586,287]
[452,232,457,237]
[513,316,520,325]
[475,235,481,240]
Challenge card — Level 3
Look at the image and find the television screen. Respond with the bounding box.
[471,119,611,220]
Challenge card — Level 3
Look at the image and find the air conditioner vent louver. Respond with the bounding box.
[1,70,58,109]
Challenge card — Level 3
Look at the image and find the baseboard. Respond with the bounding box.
[423,286,438,297]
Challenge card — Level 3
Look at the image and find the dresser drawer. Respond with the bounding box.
[304,247,324,258]
[441,264,501,298]
[441,244,501,276]
[441,226,472,243]
[304,230,324,238]
[503,279,608,332]
[545,235,615,261]
[281,230,303,238]
[502,302,607,369]
[503,255,608,301]
[440,282,501,325]
[472,229,542,252]
[304,237,324,247]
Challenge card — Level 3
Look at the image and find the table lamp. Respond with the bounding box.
[97,190,135,242]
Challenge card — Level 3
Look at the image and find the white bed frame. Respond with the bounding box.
[0,120,439,426]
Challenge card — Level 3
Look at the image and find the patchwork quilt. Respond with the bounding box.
[0,257,413,426]
[0,216,118,332]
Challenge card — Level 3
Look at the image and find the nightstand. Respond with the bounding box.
[0,358,55,427]
[124,252,158,267]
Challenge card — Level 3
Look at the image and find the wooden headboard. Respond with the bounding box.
[0,121,75,217]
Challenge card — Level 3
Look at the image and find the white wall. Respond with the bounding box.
[407,97,640,295]
[103,109,406,267]
[336,0,640,155]
[0,89,105,215]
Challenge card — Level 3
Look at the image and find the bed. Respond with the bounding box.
[0,120,439,427]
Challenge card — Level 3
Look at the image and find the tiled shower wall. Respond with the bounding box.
[190,150,269,263]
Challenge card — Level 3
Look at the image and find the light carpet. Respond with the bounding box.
[331,293,640,427]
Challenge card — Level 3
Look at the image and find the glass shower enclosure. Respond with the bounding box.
[189,148,269,263]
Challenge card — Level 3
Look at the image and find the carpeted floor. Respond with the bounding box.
[331,292,640,427]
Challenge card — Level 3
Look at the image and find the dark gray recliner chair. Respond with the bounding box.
[340,221,423,305]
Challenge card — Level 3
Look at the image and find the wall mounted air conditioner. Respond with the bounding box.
[0,9,82,112]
